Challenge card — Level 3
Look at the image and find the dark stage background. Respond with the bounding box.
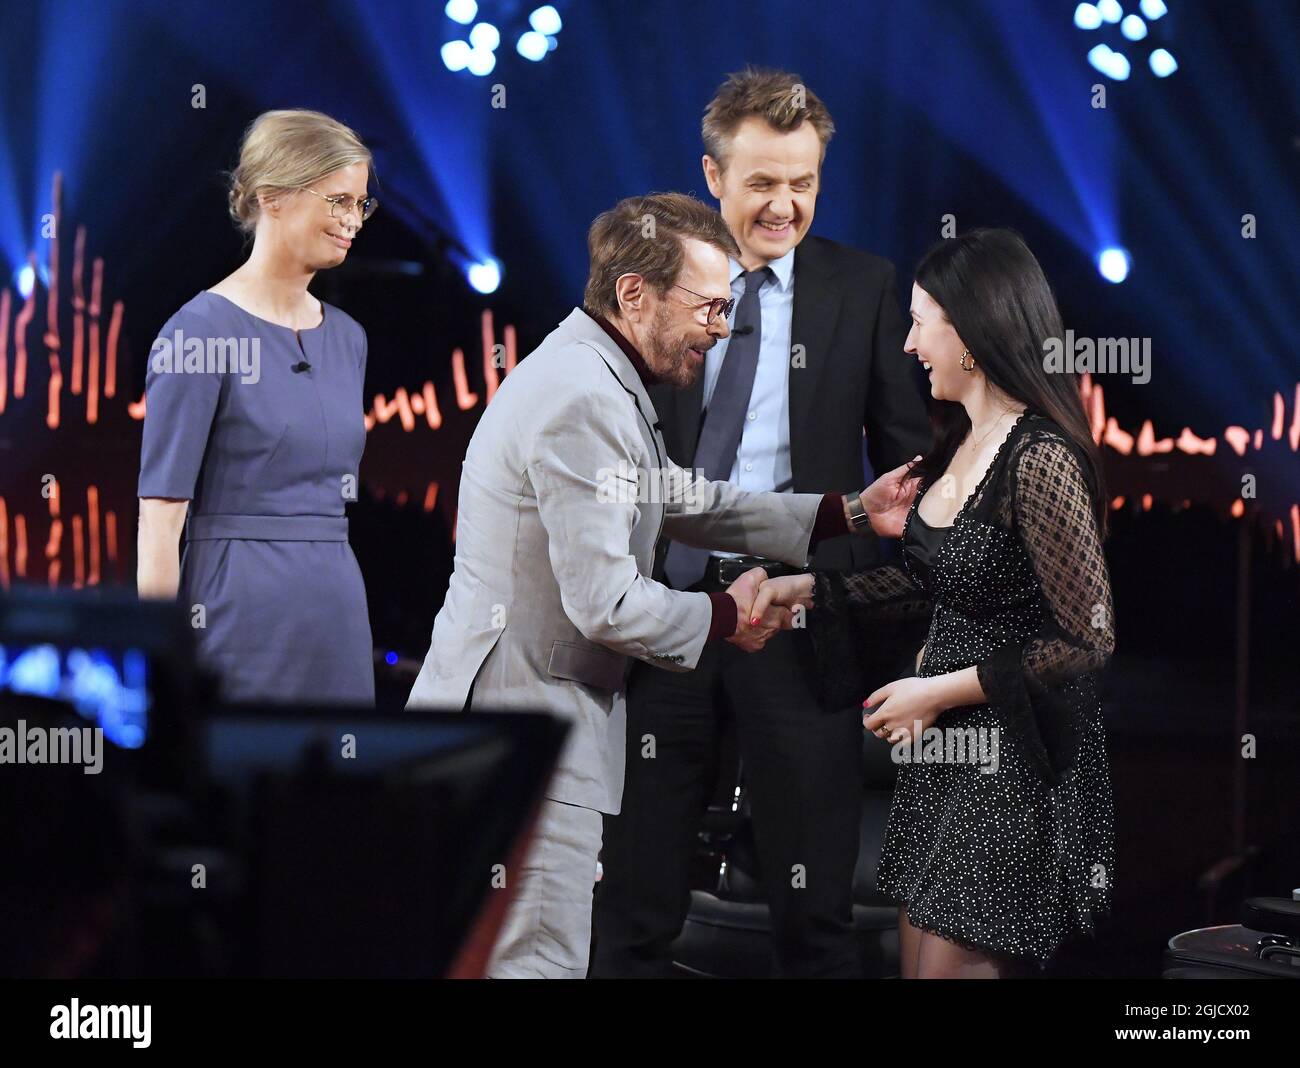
[0,0,1297,975]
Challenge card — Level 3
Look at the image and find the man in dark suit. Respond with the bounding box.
[591,67,932,978]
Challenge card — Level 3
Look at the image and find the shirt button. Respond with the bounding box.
[747,411,757,420]
[745,463,753,472]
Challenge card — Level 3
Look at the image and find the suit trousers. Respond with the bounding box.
[488,797,604,978]
[592,599,865,978]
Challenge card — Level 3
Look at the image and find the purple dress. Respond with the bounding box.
[138,290,375,705]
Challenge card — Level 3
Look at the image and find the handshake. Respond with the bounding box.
[722,567,817,653]
[719,457,924,652]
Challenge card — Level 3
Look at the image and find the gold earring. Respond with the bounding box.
[959,349,975,372]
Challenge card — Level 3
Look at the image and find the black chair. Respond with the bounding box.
[670,731,901,978]
[1162,894,1300,978]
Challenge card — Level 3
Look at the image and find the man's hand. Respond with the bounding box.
[724,566,789,652]
[856,455,924,538]
[749,572,815,623]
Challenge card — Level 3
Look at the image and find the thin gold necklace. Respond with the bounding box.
[964,407,1020,454]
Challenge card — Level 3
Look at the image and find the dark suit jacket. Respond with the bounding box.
[649,234,933,578]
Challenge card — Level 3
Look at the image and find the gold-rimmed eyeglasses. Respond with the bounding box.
[304,188,378,223]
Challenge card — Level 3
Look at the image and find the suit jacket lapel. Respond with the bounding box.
[564,308,668,458]
[788,239,841,487]
[672,371,705,465]
[643,366,704,467]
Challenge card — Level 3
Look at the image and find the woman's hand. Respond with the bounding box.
[749,572,815,626]
[725,567,790,652]
[856,455,924,539]
[862,676,946,742]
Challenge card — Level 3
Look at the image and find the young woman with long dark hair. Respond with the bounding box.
[753,228,1116,977]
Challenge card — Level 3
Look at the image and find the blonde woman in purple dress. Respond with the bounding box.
[138,110,378,705]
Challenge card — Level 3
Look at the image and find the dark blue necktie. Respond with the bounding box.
[664,266,772,590]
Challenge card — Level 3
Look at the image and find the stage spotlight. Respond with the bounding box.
[1098,247,1130,284]
[1087,43,1130,80]
[517,31,549,61]
[1149,48,1178,77]
[469,22,500,51]
[1077,0,1173,80]
[466,47,496,76]
[385,651,398,666]
[13,262,49,298]
[441,39,472,71]
[1074,3,1102,30]
[445,0,477,25]
[1121,14,1147,40]
[529,5,562,36]
[443,7,558,75]
[467,258,502,294]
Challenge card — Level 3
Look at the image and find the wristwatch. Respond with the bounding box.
[843,492,872,532]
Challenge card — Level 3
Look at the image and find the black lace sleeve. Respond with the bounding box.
[976,434,1115,782]
[807,564,932,712]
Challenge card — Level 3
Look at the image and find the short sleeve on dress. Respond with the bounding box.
[137,308,225,500]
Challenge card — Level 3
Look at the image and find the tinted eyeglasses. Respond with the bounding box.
[672,284,735,324]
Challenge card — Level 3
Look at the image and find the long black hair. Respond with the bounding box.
[910,228,1107,534]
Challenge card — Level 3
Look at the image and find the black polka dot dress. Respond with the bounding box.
[809,412,1116,965]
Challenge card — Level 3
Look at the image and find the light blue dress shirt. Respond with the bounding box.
[701,248,796,560]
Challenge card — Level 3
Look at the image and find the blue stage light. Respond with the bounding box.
[1074,3,1102,30]
[443,8,558,76]
[1078,0,1173,80]
[466,47,496,76]
[13,262,49,298]
[441,40,471,71]
[445,0,478,25]
[469,22,500,51]
[1098,247,1130,283]
[1149,48,1178,76]
[1087,43,1131,80]
[517,31,549,61]
[468,258,501,294]
[385,651,398,665]
[1120,14,1147,40]
[529,5,562,36]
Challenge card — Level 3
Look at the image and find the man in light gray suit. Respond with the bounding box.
[407,193,879,978]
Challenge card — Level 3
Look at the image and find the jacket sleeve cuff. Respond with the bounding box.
[706,590,738,641]
[809,493,850,549]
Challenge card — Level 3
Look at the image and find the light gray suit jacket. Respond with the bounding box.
[406,308,824,813]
